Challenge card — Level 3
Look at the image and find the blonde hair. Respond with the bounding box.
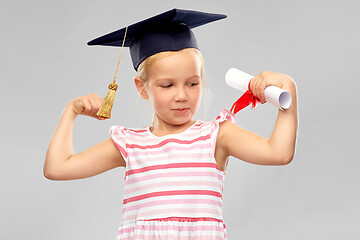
[136,48,209,126]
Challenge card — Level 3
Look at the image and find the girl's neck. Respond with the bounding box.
[150,118,197,137]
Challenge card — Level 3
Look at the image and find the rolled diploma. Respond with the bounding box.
[225,68,292,110]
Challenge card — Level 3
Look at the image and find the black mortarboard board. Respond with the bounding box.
[87,8,227,70]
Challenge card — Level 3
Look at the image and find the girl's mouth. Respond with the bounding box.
[172,108,189,113]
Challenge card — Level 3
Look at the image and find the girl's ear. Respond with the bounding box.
[134,76,149,99]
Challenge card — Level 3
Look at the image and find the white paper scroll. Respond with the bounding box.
[225,68,292,110]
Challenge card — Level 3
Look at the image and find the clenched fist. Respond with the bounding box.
[68,93,106,120]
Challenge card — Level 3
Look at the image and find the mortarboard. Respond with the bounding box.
[88,8,227,70]
[88,8,226,119]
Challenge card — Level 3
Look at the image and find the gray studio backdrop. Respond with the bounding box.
[1,0,359,239]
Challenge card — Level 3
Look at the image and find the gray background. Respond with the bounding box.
[1,0,359,239]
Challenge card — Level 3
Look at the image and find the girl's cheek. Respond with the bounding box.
[190,87,202,97]
[155,91,171,102]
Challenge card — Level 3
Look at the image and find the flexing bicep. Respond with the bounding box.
[218,121,286,166]
[46,138,125,180]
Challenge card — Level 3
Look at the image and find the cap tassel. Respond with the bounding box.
[96,81,118,118]
[96,26,128,119]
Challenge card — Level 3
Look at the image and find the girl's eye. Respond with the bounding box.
[188,82,199,87]
[161,84,173,88]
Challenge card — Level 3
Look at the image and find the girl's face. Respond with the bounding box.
[145,49,203,128]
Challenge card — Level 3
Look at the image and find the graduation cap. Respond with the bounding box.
[88,8,226,119]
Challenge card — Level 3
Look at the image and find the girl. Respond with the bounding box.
[44,9,298,240]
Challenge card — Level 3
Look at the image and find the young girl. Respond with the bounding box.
[44,9,298,240]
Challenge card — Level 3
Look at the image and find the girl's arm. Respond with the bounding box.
[44,94,125,180]
[217,71,298,165]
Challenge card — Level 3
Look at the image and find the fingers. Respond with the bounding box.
[70,94,106,120]
[249,71,282,104]
[91,94,106,120]
[249,73,267,104]
[83,94,105,119]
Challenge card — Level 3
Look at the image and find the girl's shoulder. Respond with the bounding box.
[196,109,237,140]
[109,125,148,135]
[200,109,236,132]
[212,109,236,125]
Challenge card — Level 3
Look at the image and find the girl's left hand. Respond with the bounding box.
[249,71,295,104]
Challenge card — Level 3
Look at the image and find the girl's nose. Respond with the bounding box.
[174,87,188,102]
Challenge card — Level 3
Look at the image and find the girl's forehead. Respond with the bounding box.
[148,50,202,79]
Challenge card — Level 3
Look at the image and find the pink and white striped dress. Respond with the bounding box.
[109,109,236,240]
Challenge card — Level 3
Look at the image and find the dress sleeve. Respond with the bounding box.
[210,109,236,155]
[109,126,128,164]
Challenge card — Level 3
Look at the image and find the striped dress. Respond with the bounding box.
[109,109,236,240]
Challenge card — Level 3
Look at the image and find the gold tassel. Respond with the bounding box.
[96,81,118,119]
[95,26,128,119]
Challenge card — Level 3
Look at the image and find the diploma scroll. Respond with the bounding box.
[225,68,292,110]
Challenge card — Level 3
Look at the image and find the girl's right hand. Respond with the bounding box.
[68,93,106,120]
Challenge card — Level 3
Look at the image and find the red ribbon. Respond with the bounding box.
[230,82,260,114]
